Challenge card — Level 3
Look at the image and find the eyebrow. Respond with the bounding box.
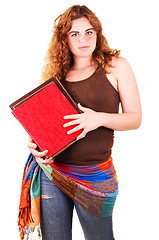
[69,28,94,35]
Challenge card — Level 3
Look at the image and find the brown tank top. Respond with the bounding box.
[55,66,120,165]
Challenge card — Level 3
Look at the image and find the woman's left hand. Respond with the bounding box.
[63,103,102,140]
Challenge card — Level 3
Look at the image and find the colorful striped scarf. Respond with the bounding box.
[18,153,118,239]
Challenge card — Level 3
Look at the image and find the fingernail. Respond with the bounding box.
[77,134,86,141]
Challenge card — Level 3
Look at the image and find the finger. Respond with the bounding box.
[39,158,53,165]
[28,135,32,141]
[31,149,48,158]
[76,131,87,140]
[63,114,79,120]
[27,136,37,149]
[47,157,54,165]
[78,103,89,112]
[67,125,83,135]
[28,135,35,143]
[36,150,48,157]
[48,157,54,163]
[36,156,54,165]
[27,140,37,149]
[63,120,79,128]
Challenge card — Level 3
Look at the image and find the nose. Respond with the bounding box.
[79,34,87,43]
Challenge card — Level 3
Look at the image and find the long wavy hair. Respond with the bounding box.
[41,5,120,83]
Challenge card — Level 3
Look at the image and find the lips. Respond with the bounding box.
[79,46,89,49]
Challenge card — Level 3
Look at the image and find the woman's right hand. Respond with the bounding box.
[27,135,54,165]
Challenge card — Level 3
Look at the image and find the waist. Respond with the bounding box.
[52,156,115,181]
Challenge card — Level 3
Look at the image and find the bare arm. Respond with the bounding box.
[98,57,142,131]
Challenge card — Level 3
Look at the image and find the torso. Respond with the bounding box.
[55,64,120,165]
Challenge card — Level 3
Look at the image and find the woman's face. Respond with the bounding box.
[67,17,97,60]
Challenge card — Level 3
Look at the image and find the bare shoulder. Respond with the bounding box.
[107,56,131,75]
[111,56,135,82]
[111,56,131,70]
[105,57,132,91]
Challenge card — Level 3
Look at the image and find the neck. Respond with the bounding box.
[72,56,94,70]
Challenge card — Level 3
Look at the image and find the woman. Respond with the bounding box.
[27,5,142,240]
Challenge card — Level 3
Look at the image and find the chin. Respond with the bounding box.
[76,51,94,58]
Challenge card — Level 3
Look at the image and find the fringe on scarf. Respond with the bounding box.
[20,224,42,240]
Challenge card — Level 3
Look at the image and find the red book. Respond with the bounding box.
[9,76,82,158]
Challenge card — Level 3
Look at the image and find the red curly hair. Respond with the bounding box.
[41,5,120,83]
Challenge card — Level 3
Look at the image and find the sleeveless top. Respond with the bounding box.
[55,66,120,165]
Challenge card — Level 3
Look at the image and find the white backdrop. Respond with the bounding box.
[1,0,159,239]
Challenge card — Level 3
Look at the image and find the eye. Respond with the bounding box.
[86,31,93,36]
[71,32,79,37]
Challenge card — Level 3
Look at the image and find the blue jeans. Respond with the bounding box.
[40,170,115,240]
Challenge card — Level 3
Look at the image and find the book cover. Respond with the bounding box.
[9,76,82,158]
